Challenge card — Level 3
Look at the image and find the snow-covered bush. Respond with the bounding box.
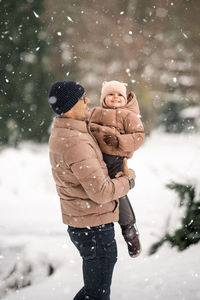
[0,246,55,299]
[149,181,200,255]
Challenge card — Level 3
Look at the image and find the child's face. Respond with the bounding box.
[105,92,126,108]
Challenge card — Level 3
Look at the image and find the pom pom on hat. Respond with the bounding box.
[48,80,85,114]
[100,80,128,104]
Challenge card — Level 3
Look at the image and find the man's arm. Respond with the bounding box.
[64,143,130,205]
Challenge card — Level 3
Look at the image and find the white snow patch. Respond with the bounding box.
[0,132,200,299]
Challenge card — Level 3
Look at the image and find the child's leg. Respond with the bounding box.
[118,195,141,258]
[102,153,141,257]
[102,153,123,179]
[118,195,136,226]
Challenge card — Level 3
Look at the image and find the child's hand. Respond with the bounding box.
[127,91,135,102]
[103,134,119,148]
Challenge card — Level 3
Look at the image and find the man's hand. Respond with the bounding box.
[115,158,136,180]
[123,158,135,180]
[103,134,119,148]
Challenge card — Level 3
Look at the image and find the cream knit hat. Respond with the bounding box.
[100,80,128,105]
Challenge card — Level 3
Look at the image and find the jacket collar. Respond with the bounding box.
[53,117,88,133]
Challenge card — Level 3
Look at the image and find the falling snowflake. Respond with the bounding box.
[183,32,188,39]
[86,202,90,208]
[49,96,57,104]
[67,16,73,22]
[33,11,39,18]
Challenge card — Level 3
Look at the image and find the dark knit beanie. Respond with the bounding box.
[48,80,85,114]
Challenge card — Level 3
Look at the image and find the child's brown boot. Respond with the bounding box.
[121,222,141,258]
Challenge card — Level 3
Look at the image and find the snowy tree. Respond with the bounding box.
[0,0,53,146]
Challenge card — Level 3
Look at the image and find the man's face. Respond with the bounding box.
[72,94,91,120]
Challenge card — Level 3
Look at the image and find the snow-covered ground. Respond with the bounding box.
[0,131,200,300]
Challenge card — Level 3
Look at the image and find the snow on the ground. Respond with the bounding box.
[0,131,200,300]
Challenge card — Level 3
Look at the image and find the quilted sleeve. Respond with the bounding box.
[117,112,145,152]
[64,142,130,204]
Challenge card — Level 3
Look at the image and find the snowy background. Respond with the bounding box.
[1,1,200,299]
[0,131,200,300]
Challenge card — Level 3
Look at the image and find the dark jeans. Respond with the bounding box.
[102,153,136,226]
[68,223,117,300]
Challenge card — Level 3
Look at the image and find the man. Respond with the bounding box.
[48,80,135,300]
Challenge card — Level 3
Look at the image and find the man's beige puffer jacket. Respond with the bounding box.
[49,117,130,228]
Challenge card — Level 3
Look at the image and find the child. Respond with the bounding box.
[88,80,145,257]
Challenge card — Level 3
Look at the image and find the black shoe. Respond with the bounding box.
[122,222,141,258]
